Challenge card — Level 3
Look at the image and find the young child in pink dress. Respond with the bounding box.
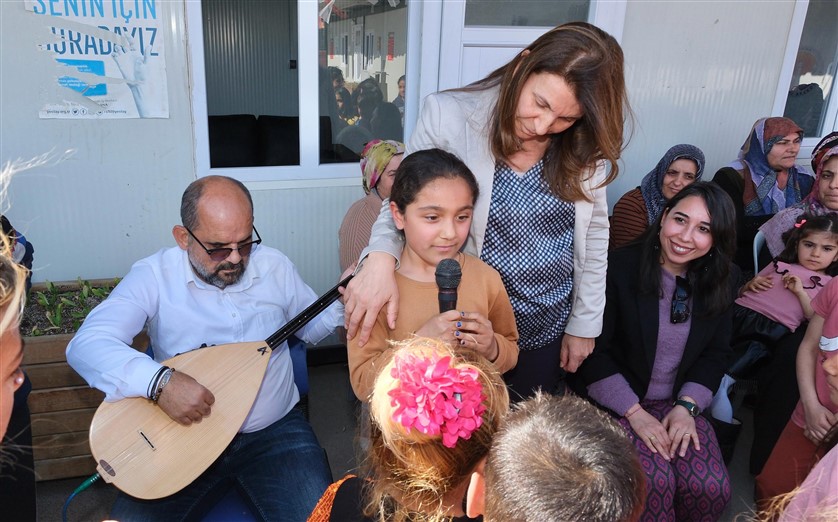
[710,214,838,423]
[755,268,838,513]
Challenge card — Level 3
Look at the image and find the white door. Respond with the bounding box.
[433,0,627,92]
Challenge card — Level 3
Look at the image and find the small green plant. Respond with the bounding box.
[34,281,62,333]
[27,278,120,336]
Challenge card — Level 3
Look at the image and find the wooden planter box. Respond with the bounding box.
[22,331,148,481]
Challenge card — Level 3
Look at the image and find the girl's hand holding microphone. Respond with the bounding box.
[416,310,499,362]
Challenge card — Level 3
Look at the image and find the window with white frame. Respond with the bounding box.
[464,0,590,27]
[188,0,408,183]
[775,0,838,147]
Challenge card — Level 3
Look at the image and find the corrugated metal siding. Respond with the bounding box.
[608,1,796,207]
[253,185,364,293]
[202,0,299,116]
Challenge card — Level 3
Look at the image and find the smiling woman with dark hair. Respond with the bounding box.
[610,144,705,250]
[577,182,736,522]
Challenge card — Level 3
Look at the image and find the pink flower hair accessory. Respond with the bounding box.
[388,352,486,448]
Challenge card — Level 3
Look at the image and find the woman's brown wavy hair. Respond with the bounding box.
[462,21,630,202]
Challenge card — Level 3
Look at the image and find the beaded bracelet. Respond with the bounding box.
[147,366,167,400]
[625,404,642,418]
[152,367,174,402]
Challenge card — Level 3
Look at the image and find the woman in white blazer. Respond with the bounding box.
[343,22,630,399]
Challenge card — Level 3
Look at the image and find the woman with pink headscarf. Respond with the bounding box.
[339,139,405,272]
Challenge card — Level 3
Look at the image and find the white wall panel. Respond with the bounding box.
[251,184,364,293]
[1,1,195,284]
[609,1,796,208]
[460,46,521,88]
[1,1,366,294]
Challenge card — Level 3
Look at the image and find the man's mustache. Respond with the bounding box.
[216,261,242,272]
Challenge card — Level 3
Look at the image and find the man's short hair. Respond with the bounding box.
[484,393,645,522]
[180,175,253,230]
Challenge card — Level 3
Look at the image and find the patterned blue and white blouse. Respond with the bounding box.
[481,159,575,350]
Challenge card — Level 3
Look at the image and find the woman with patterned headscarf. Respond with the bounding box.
[740,133,838,476]
[610,144,705,250]
[339,139,405,272]
[713,117,814,274]
[760,132,838,258]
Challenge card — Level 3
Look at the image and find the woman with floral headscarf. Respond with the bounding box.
[610,144,705,249]
[712,117,814,274]
[339,139,405,272]
[760,132,838,258]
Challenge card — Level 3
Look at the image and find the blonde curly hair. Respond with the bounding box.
[362,337,509,522]
[0,238,26,334]
[0,163,27,334]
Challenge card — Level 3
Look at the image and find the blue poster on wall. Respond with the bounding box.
[27,0,169,119]
[56,59,107,96]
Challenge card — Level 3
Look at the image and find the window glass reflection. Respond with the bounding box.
[202,0,301,168]
[464,0,588,27]
[783,1,837,138]
[319,0,408,164]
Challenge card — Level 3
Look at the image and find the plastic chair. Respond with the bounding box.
[753,229,766,275]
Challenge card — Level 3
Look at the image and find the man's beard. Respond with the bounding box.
[190,256,246,289]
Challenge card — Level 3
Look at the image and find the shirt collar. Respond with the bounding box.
[179,245,261,293]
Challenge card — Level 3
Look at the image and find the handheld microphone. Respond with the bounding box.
[435,258,462,313]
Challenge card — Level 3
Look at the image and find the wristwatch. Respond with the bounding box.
[673,398,700,417]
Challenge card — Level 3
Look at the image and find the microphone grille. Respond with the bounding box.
[435,259,462,289]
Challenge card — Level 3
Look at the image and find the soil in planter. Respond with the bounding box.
[20,279,120,337]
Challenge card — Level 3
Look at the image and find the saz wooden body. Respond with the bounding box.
[89,341,271,499]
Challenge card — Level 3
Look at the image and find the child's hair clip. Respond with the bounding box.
[794,219,807,228]
[388,352,486,448]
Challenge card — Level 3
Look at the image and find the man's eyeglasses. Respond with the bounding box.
[773,260,823,290]
[670,276,691,324]
[185,226,262,262]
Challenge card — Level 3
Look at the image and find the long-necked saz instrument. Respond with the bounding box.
[88,275,351,500]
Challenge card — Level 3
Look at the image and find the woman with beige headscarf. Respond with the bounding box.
[338,139,405,272]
